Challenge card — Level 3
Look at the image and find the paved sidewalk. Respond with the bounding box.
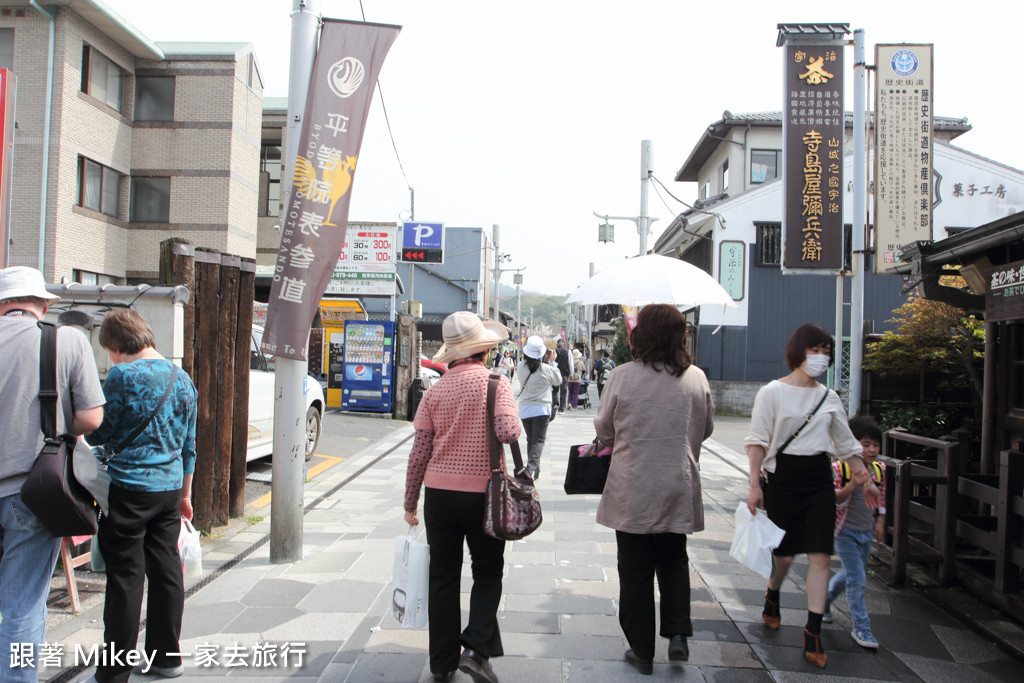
[39,388,1024,682]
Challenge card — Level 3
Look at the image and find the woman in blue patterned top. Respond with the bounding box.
[87,308,197,683]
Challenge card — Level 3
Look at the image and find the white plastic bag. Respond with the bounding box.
[178,517,203,581]
[729,502,786,579]
[392,528,429,628]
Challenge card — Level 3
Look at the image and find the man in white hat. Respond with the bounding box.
[0,267,105,682]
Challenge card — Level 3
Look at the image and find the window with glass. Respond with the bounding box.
[260,144,282,217]
[134,77,175,121]
[130,177,171,223]
[77,157,120,217]
[0,29,13,71]
[755,222,781,266]
[720,158,730,194]
[81,45,122,111]
[750,149,780,184]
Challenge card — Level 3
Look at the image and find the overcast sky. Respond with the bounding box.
[105,0,1024,296]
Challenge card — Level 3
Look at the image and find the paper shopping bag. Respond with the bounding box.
[729,502,786,579]
[392,529,429,628]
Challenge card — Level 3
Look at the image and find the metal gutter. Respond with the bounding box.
[29,1,54,273]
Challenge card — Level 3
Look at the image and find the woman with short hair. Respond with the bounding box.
[744,322,880,669]
[87,308,197,683]
[594,304,714,675]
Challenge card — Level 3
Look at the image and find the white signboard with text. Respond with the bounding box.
[325,223,398,296]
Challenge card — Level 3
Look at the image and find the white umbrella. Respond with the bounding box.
[565,254,738,309]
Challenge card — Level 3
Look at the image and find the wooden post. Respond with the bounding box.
[191,248,221,531]
[230,258,255,518]
[212,255,239,526]
[936,441,959,585]
[890,459,913,585]
[159,238,196,378]
[996,450,1024,592]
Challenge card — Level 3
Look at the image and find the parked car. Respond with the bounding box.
[421,354,448,375]
[249,326,325,462]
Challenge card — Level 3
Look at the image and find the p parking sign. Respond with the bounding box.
[401,221,444,264]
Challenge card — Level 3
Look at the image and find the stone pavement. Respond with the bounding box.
[39,387,1024,682]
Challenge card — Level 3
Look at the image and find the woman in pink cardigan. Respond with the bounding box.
[404,312,520,683]
[594,304,714,675]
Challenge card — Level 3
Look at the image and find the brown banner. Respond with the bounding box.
[262,19,401,360]
[783,44,844,271]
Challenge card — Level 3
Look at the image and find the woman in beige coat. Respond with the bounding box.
[594,304,714,675]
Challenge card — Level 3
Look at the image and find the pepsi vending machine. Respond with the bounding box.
[341,320,396,413]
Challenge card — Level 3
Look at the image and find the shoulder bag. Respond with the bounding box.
[20,323,100,537]
[483,374,542,540]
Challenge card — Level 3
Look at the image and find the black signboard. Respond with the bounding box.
[986,260,1024,323]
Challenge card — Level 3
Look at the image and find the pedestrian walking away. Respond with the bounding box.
[515,336,562,480]
[744,322,881,669]
[825,415,886,650]
[593,349,615,399]
[554,339,571,412]
[0,267,105,683]
[85,308,198,683]
[567,348,585,409]
[593,304,715,675]
[404,311,518,683]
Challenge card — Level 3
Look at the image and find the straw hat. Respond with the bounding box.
[571,348,583,360]
[523,335,546,360]
[433,311,509,364]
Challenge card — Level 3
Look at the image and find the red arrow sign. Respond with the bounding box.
[403,250,425,260]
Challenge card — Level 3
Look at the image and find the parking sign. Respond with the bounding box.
[400,221,445,264]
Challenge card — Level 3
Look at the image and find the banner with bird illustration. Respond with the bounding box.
[262,19,401,361]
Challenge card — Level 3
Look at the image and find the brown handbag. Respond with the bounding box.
[482,375,542,540]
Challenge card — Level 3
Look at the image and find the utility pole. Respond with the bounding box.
[639,139,652,256]
[271,0,320,563]
[849,29,867,417]
[514,272,523,356]
[492,224,501,322]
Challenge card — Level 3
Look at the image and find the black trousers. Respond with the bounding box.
[615,531,692,661]
[557,380,569,411]
[521,415,550,476]
[424,488,505,674]
[97,485,184,683]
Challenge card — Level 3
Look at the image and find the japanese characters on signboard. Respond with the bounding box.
[261,20,401,361]
[718,241,745,300]
[874,44,933,272]
[985,259,1024,323]
[783,44,844,272]
[325,223,398,296]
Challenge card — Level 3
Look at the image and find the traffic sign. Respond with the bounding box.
[401,221,444,264]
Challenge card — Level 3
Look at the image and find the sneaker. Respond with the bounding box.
[851,628,879,649]
[822,610,834,623]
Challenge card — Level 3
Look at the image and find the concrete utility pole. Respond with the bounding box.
[492,224,501,322]
[849,29,867,417]
[271,0,320,563]
[639,139,653,256]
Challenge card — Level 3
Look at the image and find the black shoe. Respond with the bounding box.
[624,649,653,675]
[668,634,689,661]
[459,649,499,683]
[433,672,455,682]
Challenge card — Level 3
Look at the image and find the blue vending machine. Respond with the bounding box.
[341,320,396,413]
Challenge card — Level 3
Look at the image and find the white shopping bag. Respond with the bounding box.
[392,528,429,628]
[729,502,786,579]
[178,517,203,581]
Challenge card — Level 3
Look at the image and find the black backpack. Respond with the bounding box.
[556,348,571,376]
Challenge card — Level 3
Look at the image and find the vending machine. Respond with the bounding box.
[341,320,396,413]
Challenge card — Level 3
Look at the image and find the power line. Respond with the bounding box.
[358,0,411,191]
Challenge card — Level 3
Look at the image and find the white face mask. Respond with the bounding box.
[802,353,830,377]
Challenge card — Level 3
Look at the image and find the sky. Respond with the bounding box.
[104,0,1024,297]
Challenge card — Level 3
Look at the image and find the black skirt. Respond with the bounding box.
[764,452,835,556]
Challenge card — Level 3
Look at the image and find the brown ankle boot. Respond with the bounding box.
[762,591,781,630]
[803,628,827,668]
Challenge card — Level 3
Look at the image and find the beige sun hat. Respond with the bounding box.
[433,311,509,364]
[0,266,59,302]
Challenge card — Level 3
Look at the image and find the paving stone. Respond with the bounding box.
[504,593,616,615]
[565,657,704,682]
[181,602,246,638]
[279,550,362,575]
[241,579,316,607]
[486,655,564,682]
[222,607,305,633]
[505,562,606,581]
[871,615,954,659]
[558,613,623,637]
[556,579,619,599]
[691,619,746,643]
[752,641,895,679]
[363,627,430,653]
[235,640,342,678]
[262,612,364,644]
[496,610,561,634]
[297,579,383,613]
[502,632,626,661]
[700,665,776,682]
[894,651,1006,683]
[342,652,427,683]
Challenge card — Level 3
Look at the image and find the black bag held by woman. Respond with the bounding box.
[564,439,612,495]
[21,323,100,537]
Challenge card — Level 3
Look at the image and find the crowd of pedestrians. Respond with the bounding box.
[405,310,884,682]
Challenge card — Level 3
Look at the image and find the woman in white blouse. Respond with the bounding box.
[744,323,880,669]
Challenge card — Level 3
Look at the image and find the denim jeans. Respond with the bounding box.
[827,526,874,633]
[0,493,62,683]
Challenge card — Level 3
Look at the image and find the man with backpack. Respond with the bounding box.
[592,349,616,399]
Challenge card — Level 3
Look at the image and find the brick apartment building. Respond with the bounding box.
[2,0,262,283]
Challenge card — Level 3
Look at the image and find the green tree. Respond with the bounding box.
[863,286,984,430]
[611,318,631,366]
